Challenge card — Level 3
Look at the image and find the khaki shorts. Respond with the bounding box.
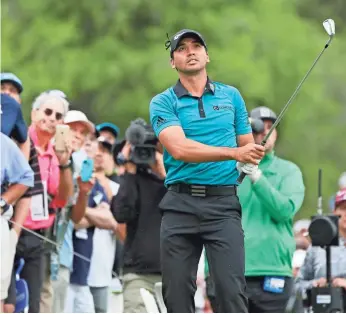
[0,218,18,300]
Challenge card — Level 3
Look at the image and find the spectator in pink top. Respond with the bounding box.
[25,91,73,229]
[13,91,73,313]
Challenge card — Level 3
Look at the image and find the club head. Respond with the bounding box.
[323,19,335,37]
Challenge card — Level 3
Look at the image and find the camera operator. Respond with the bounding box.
[111,121,166,313]
[295,189,346,295]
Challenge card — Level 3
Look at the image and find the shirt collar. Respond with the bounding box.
[29,124,55,157]
[173,77,215,98]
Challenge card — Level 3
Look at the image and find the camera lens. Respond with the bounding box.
[138,148,150,159]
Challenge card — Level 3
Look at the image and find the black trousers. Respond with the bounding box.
[14,230,47,313]
[246,276,294,313]
[206,275,294,313]
[160,190,248,313]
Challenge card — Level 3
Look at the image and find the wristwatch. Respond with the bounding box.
[0,198,10,215]
[59,159,72,170]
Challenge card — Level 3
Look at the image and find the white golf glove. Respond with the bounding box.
[236,162,262,183]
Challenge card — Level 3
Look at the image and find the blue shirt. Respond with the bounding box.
[0,94,28,143]
[58,221,74,269]
[149,79,251,186]
[58,151,88,270]
[70,180,108,286]
[0,132,34,188]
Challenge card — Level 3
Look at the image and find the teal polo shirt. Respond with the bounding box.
[149,79,251,186]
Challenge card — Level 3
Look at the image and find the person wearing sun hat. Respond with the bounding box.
[51,110,96,313]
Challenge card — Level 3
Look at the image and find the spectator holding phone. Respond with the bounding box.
[11,91,72,313]
[65,136,118,313]
[51,110,96,313]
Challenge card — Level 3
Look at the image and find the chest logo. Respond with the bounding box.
[213,105,233,111]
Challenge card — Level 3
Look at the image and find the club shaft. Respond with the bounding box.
[237,37,333,184]
[262,43,330,145]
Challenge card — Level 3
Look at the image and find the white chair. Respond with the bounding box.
[154,282,167,313]
[140,288,160,313]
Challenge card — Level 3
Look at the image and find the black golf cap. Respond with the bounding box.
[166,29,207,57]
[250,106,277,123]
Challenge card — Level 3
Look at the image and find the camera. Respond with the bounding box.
[307,169,344,313]
[309,215,343,313]
[249,117,264,134]
[115,118,158,166]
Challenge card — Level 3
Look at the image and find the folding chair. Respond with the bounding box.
[14,259,29,313]
[154,282,167,313]
[140,288,160,313]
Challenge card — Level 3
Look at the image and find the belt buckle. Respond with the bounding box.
[190,185,207,197]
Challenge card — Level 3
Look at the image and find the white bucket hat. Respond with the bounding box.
[64,110,95,134]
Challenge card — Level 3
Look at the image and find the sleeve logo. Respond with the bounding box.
[156,116,167,127]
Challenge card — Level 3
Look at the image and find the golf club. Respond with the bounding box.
[237,19,335,184]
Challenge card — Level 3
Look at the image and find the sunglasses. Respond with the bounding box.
[43,108,63,120]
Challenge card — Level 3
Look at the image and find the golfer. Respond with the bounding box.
[149,29,265,313]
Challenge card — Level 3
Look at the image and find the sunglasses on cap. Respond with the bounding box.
[43,108,64,120]
[46,89,67,99]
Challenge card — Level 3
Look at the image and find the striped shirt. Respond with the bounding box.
[22,138,43,198]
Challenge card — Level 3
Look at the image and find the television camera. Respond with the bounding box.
[307,169,344,313]
[114,118,158,166]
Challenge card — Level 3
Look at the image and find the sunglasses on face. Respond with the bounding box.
[43,108,63,120]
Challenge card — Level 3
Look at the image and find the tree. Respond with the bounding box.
[2,0,345,218]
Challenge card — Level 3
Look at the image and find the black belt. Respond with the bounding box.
[168,183,237,197]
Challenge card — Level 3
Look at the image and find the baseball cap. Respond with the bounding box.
[64,110,95,134]
[1,94,26,138]
[166,29,207,57]
[250,106,277,123]
[1,72,23,94]
[96,122,120,138]
[335,188,346,207]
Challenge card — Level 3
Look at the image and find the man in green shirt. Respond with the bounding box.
[205,106,305,312]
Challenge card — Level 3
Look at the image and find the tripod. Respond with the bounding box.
[311,246,344,313]
[309,170,344,313]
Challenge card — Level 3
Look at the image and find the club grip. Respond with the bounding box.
[236,171,247,184]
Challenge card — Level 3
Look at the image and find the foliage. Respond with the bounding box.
[2,0,345,219]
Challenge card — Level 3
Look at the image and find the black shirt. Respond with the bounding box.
[107,172,120,184]
[112,170,166,275]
